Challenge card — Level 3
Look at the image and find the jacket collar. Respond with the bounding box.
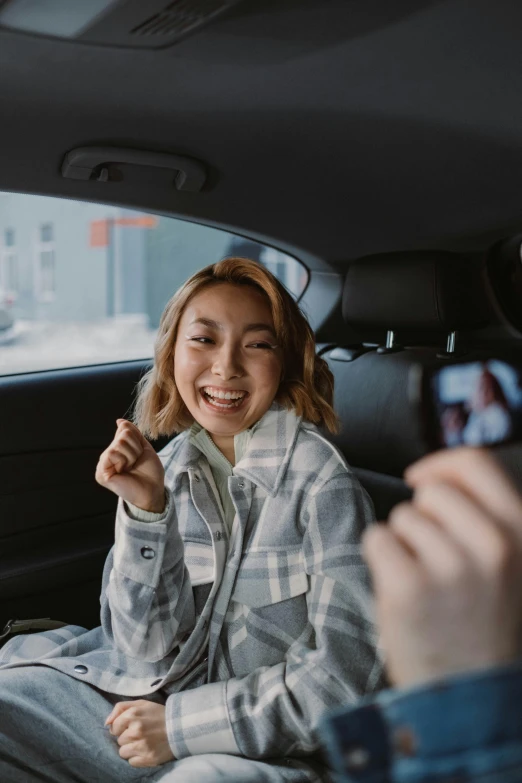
[174,402,302,496]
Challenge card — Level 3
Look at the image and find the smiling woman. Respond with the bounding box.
[0,257,382,783]
[134,257,337,443]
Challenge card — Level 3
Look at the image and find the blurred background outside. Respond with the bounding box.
[0,193,307,375]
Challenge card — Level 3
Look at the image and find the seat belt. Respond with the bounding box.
[0,617,68,645]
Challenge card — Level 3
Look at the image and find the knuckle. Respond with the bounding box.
[415,481,448,509]
[388,501,410,521]
[461,446,489,472]
[388,502,413,529]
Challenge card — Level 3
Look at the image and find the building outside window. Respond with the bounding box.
[35,222,56,301]
[0,193,308,375]
[1,227,18,302]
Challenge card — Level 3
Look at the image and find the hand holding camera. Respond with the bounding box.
[364,447,522,688]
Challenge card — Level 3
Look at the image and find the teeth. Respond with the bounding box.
[202,387,246,400]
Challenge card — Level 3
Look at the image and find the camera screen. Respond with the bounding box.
[432,360,522,448]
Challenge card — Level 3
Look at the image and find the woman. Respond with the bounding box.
[463,367,513,446]
[0,258,382,782]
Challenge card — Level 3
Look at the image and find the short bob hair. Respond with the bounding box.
[133,257,339,438]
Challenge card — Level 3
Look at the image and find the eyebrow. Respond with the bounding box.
[189,317,277,339]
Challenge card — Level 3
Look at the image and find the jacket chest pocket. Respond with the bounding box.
[231,547,308,608]
[184,540,215,586]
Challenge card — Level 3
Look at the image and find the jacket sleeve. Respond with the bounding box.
[99,489,196,662]
[318,662,522,782]
[165,472,384,759]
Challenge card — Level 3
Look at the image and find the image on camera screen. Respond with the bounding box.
[433,360,522,448]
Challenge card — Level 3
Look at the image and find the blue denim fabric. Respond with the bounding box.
[318,662,522,782]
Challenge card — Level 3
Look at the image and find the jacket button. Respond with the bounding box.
[194,474,200,482]
[151,679,162,687]
[238,481,245,488]
[141,546,155,559]
[215,531,222,541]
[74,665,88,674]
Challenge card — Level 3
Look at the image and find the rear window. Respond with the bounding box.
[0,193,308,376]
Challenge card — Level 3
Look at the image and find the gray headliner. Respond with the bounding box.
[0,0,522,270]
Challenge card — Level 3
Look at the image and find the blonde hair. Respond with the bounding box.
[133,257,339,438]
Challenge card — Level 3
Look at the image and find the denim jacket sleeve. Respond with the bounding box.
[318,662,522,783]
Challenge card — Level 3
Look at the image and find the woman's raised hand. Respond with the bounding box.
[95,419,166,513]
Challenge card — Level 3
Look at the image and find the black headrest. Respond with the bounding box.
[326,344,522,479]
[342,251,489,332]
[326,347,428,477]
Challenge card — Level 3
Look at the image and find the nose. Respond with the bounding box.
[211,342,243,380]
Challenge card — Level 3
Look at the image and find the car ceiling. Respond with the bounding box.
[0,0,522,271]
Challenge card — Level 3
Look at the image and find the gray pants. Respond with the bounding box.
[0,666,326,783]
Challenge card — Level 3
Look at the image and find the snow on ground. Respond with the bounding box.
[0,316,157,375]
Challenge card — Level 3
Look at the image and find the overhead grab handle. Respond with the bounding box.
[61,146,207,192]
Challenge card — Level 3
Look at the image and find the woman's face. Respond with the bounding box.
[174,282,283,440]
[472,373,495,411]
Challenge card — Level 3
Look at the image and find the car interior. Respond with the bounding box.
[1,0,522,729]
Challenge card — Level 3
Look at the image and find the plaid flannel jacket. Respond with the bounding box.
[0,403,382,761]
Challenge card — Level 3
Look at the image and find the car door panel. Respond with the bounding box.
[0,360,157,631]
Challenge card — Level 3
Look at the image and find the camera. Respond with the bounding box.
[412,358,522,450]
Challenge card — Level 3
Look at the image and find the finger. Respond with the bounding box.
[405,448,522,531]
[111,711,135,738]
[388,502,465,576]
[111,439,140,468]
[413,481,514,566]
[128,755,152,768]
[97,449,126,478]
[117,431,143,456]
[362,523,418,595]
[95,458,117,483]
[106,701,135,730]
[116,419,146,443]
[105,446,133,474]
[116,728,138,747]
[119,741,142,761]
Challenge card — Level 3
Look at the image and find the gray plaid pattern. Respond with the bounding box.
[0,403,382,767]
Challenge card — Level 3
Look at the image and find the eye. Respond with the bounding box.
[248,342,275,350]
[190,336,214,344]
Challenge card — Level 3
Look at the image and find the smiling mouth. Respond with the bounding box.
[200,387,249,410]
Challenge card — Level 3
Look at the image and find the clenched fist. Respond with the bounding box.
[106,700,175,768]
[95,419,166,513]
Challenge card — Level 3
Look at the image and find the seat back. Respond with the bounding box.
[323,250,492,518]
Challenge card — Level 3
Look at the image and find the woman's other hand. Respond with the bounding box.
[363,447,522,688]
[106,700,175,768]
[95,419,166,513]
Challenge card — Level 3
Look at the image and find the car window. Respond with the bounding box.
[0,193,307,376]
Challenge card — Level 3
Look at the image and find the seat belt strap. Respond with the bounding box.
[0,617,68,640]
